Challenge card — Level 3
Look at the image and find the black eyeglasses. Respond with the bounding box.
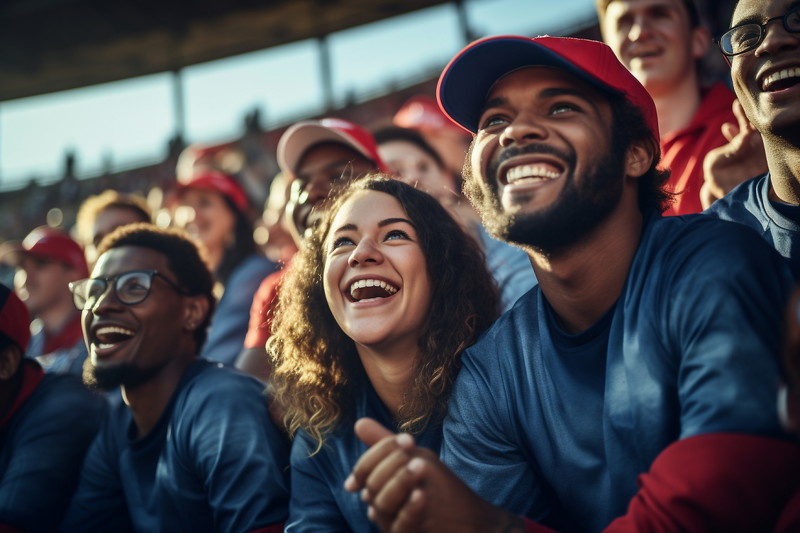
[718,7,800,57]
[69,270,189,310]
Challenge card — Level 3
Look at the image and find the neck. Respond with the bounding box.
[122,350,196,438]
[765,137,800,205]
[205,246,224,273]
[526,194,644,334]
[356,343,417,419]
[651,76,702,139]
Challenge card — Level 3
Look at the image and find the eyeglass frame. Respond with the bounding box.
[68,269,190,311]
[717,6,800,58]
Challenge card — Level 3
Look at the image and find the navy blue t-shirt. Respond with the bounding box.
[442,212,793,533]
[0,361,107,532]
[287,377,442,532]
[61,359,290,533]
[705,173,800,278]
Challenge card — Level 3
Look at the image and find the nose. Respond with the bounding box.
[627,14,651,42]
[348,239,383,267]
[498,115,548,148]
[90,283,122,314]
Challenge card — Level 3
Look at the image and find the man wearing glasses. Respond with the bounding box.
[61,224,290,532]
[706,0,800,279]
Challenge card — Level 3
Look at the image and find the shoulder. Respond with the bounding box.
[230,254,277,285]
[181,360,266,401]
[32,374,108,421]
[704,174,769,223]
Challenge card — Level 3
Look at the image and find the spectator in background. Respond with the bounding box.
[269,176,499,531]
[704,0,800,278]
[346,35,798,532]
[0,283,107,532]
[373,125,535,311]
[171,170,276,366]
[259,172,298,266]
[597,0,765,214]
[62,224,289,532]
[75,189,152,267]
[3,226,89,375]
[236,118,386,382]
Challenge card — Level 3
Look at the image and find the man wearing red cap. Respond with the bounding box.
[237,118,386,381]
[5,226,89,375]
[346,35,798,532]
[0,283,107,532]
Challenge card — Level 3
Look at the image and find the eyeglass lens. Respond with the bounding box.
[74,271,154,309]
[722,8,800,56]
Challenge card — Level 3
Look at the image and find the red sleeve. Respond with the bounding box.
[605,433,800,532]
[242,270,286,349]
[521,434,800,533]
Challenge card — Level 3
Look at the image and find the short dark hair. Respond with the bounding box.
[596,0,701,28]
[373,126,446,169]
[95,223,216,348]
[608,94,674,214]
[75,190,151,245]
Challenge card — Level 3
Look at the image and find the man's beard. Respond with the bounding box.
[464,140,626,255]
[83,358,163,391]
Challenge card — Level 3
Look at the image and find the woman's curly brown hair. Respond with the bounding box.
[268,174,500,451]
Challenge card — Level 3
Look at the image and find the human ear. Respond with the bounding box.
[182,295,210,332]
[624,141,655,179]
[0,345,22,380]
[690,25,711,60]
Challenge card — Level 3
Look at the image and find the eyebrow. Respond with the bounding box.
[332,217,414,234]
[734,1,800,26]
[480,87,594,116]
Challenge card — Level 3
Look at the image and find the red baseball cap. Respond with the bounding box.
[0,284,31,351]
[178,170,250,215]
[393,95,465,132]
[437,35,659,143]
[277,118,388,176]
[3,226,89,278]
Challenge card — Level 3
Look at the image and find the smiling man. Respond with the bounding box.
[704,0,800,279]
[597,0,756,214]
[61,224,289,533]
[345,36,800,532]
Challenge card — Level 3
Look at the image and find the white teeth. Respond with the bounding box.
[96,326,135,337]
[97,343,115,350]
[506,164,560,183]
[762,66,800,90]
[349,279,399,299]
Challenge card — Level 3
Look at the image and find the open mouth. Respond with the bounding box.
[92,325,136,351]
[348,279,399,302]
[504,161,564,185]
[762,67,800,92]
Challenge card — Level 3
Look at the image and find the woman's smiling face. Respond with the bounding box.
[322,189,432,357]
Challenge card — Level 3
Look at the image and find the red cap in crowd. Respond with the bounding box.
[277,118,388,176]
[393,95,464,132]
[437,35,659,143]
[178,170,250,215]
[3,226,89,278]
[0,283,32,352]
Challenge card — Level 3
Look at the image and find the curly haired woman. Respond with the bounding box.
[268,175,500,531]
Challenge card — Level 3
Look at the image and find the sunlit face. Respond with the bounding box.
[82,246,195,390]
[323,190,431,357]
[286,143,376,243]
[600,0,706,96]
[729,0,800,143]
[14,255,77,317]
[175,188,236,255]
[377,140,458,204]
[466,67,627,252]
[85,207,149,266]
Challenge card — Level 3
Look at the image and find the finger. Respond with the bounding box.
[390,488,427,533]
[347,430,415,492]
[721,121,739,143]
[369,456,428,518]
[355,417,394,447]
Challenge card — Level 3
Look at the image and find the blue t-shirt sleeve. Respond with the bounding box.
[285,431,354,532]
[0,377,107,532]
[60,413,134,533]
[176,372,290,531]
[442,330,555,522]
[665,223,791,439]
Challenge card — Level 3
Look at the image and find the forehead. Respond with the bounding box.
[605,0,686,14]
[328,190,407,230]
[487,66,607,104]
[733,0,788,23]
[93,245,170,277]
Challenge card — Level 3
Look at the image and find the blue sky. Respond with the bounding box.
[0,0,596,191]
